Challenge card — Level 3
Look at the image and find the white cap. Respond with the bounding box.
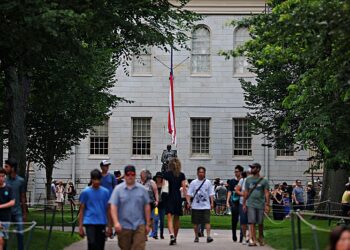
[100,160,111,167]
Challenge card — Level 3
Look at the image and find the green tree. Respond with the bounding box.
[0,0,199,177]
[222,0,350,204]
[26,48,125,199]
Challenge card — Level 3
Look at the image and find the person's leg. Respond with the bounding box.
[152,209,159,238]
[167,213,174,235]
[173,215,180,238]
[12,213,24,250]
[193,224,199,241]
[131,225,146,250]
[118,229,133,250]
[159,208,165,238]
[250,224,256,243]
[231,203,239,241]
[95,225,106,250]
[85,225,97,250]
[247,206,257,245]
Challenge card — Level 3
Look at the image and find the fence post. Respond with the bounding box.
[61,204,64,232]
[297,211,302,249]
[291,212,297,250]
[328,200,331,226]
[45,206,57,250]
[312,227,320,250]
[44,201,47,230]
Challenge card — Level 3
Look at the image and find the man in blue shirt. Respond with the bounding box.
[4,158,26,250]
[79,169,111,250]
[292,180,305,211]
[100,160,116,197]
[109,165,151,250]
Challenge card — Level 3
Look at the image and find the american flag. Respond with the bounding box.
[168,71,176,145]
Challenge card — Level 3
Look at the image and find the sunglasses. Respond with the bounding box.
[125,172,136,177]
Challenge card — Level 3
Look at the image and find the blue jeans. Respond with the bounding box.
[11,213,24,250]
[151,207,165,237]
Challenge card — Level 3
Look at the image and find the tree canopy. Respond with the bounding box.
[223,0,350,169]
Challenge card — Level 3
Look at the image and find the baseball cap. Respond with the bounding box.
[124,165,136,174]
[249,163,262,169]
[100,160,111,167]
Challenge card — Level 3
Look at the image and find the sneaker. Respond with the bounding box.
[207,236,213,243]
[170,235,176,245]
[194,237,199,243]
[242,237,247,245]
[248,239,257,247]
[258,238,265,246]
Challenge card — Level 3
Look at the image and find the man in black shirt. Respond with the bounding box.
[0,168,15,249]
[226,165,244,242]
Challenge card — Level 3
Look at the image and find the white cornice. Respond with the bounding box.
[172,0,266,14]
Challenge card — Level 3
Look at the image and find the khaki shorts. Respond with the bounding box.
[118,224,146,250]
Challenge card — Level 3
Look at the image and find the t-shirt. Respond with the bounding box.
[293,186,304,203]
[0,185,14,221]
[342,191,350,204]
[215,186,227,201]
[6,175,26,215]
[101,173,116,197]
[187,179,214,210]
[238,178,247,205]
[228,178,240,203]
[245,176,269,209]
[79,186,110,225]
[109,182,150,230]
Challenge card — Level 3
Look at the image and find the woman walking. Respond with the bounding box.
[150,172,166,239]
[163,158,187,245]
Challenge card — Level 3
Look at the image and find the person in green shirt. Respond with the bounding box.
[243,163,270,247]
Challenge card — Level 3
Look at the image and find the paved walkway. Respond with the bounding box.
[64,229,274,250]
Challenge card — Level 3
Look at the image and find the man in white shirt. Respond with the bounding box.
[186,166,214,243]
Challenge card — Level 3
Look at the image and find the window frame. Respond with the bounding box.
[89,120,109,156]
[190,25,211,76]
[232,118,252,157]
[190,117,211,156]
[233,27,254,78]
[131,117,152,156]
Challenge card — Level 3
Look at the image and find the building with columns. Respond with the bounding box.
[29,0,312,200]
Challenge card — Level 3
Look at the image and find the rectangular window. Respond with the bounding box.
[233,118,252,156]
[132,118,151,155]
[132,47,151,75]
[191,118,210,155]
[276,145,294,157]
[90,121,109,155]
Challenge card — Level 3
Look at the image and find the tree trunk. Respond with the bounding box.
[316,167,349,214]
[4,64,29,177]
[45,162,54,201]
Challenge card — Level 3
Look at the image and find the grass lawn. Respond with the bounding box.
[27,207,338,250]
[6,228,80,250]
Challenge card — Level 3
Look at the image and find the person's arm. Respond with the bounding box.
[144,203,151,234]
[0,199,15,209]
[235,184,243,196]
[181,179,187,198]
[78,203,85,237]
[226,180,232,207]
[264,183,270,214]
[110,204,122,233]
[151,181,159,207]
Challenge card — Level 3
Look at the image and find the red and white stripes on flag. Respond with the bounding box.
[168,72,176,145]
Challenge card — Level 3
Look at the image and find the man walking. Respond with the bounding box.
[4,159,26,250]
[100,160,116,196]
[109,165,151,250]
[79,169,111,250]
[243,163,270,247]
[186,166,214,243]
[292,180,305,211]
[226,165,243,242]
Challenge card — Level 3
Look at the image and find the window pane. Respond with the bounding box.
[234,28,251,75]
[132,47,152,74]
[132,118,151,155]
[233,118,252,156]
[191,26,210,74]
[191,118,210,155]
[90,121,109,155]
